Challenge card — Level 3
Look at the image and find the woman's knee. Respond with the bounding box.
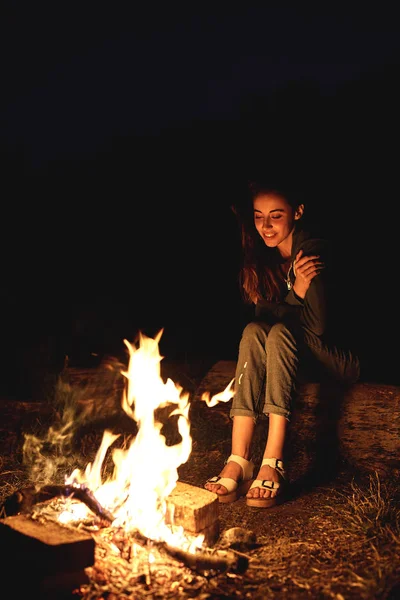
[240,321,270,344]
[266,322,298,351]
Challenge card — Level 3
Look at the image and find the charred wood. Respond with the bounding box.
[2,483,115,524]
[162,543,248,574]
[128,529,248,574]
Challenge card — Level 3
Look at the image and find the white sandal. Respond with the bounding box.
[205,454,255,504]
[246,458,286,508]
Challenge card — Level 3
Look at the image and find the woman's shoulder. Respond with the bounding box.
[293,228,331,258]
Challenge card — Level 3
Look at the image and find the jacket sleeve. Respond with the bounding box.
[295,273,327,335]
[284,237,329,336]
[255,294,302,323]
[255,235,330,335]
[255,281,326,335]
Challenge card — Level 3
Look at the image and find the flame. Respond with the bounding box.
[59,329,202,551]
[201,378,235,407]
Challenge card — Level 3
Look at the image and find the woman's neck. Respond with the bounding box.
[278,246,292,261]
[278,231,294,260]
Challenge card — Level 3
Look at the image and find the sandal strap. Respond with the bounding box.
[206,475,238,493]
[226,454,254,480]
[261,457,285,478]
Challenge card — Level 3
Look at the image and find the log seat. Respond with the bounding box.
[194,360,400,482]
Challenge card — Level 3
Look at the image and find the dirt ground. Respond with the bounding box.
[0,357,399,599]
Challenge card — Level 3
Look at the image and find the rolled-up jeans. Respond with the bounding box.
[230,321,360,422]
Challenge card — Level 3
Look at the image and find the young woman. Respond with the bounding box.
[204,181,360,508]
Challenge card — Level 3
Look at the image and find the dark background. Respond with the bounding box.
[1,3,399,397]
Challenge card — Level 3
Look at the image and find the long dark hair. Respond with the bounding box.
[233,181,305,304]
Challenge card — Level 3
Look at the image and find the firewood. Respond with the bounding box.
[166,480,219,545]
[0,513,95,574]
[2,483,115,524]
[162,543,249,574]
[126,529,248,575]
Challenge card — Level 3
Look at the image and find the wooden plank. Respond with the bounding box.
[0,514,95,575]
[166,481,219,544]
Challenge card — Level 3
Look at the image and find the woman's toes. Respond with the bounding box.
[206,484,219,494]
[260,489,272,499]
[247,488,260,499]
[206,483,227,496]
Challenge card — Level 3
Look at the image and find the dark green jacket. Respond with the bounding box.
[255,228,332,338]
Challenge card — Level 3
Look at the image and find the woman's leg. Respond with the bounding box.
[246,413,288,499]
[206,321,298,498]
[301,329,360,384]
[246,323,361,501]
[247,322,299,500]
[204,415,254,495]
[205,321,271,496]
[229,321,273,419]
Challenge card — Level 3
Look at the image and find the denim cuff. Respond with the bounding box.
[229,407,258,423]
[263,403,291,422]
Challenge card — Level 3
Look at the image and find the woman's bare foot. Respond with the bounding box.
[205,460,242,496]
[246,463,283,500]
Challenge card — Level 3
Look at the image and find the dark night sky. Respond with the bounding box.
[2,4,400,167]
[1,3,399,385]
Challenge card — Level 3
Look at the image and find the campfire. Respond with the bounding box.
[1,330,248,598]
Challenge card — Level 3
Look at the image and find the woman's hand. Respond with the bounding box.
[292,249,324,299]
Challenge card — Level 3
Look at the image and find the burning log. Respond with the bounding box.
[2,480,220,542]
[2,484,244,578]
[162,542,248,574]
[2,483,115,524]
[127,528,248,575]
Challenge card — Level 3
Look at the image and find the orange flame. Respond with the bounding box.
[60,330,202,551]
[200,378,235,407]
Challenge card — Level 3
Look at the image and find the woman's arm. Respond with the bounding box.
[285,239,329,336]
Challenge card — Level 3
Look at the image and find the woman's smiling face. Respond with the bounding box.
[253,192,304,258]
